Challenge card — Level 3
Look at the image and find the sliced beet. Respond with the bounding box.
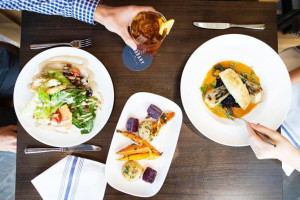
[142,167,157,183]
[147,104,162,119]
[126,118,139,132]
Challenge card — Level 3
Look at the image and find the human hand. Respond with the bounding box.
[94,5,156,50]
[289,66,300,85]
[0,125,17,153]
[245,121,295,160]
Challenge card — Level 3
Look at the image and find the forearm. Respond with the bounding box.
[290,67,300,85]
[0,0,100,24]
[279,145,300,172]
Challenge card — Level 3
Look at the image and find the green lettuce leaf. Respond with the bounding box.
[34,85,51,119]
[45,70,72,86]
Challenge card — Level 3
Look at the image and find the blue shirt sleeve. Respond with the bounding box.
[0,0,100,24]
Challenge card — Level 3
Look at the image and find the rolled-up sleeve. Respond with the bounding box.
[0,0,100,24]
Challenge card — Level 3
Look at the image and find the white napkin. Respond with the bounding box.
[32,155,107,200]
[279,46,300,176]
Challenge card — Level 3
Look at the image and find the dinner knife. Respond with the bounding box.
[24,144,101,154]
[193,22,265,30]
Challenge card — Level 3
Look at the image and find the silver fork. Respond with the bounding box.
[30,38,92,49]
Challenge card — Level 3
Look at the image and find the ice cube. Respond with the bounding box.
[135,35,148,44]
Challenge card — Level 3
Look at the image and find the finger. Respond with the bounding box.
[7,125,17,132]
[249,123,279,138]
[121,30,137,50]
[11,142,17,147]
[244,120,256,136]
[7,131,17,139]
[244,121,265,144]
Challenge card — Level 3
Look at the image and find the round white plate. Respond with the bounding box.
[14,47,114,147]
[180,34,291,146]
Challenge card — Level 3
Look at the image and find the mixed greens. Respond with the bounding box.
[23,64,100,134]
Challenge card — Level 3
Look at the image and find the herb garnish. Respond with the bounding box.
[123,165,130,175]
[200,82,217,94]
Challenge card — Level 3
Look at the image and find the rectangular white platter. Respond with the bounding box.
[105,92,183,197]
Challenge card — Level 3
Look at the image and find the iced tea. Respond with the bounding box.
[130,11,167,57]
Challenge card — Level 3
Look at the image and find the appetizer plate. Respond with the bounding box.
[14,47,114,147]
[105,92,183,197]
[181,34,291,146]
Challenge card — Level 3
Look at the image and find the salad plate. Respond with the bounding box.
[14,47,114,147]
[105,92,182,197]
[180,34,291,146]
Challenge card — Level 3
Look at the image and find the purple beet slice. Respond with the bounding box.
[126,118,139,132]
[142,167,157,183]
[147,104,162,119]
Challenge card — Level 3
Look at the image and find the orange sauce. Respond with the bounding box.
[201,60,261,119]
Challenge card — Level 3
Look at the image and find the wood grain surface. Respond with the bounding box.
[16,1,282,199]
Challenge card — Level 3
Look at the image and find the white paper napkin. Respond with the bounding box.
[32,155,106,200]
[280,46,300,176]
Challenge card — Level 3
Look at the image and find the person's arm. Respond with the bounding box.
[245,121,300,172]
[290,67,300,85]
[1,0,99,24]
[0,125,17,153]
[1,1,155,50]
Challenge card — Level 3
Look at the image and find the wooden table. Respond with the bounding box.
[16,1,282,199]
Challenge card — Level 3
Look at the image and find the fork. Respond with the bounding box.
[30,38,92,49]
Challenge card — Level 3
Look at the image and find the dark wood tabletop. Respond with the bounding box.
[16,0,282,199]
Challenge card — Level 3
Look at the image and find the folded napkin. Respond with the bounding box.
[280,46,300,176]
[32,155,106,200]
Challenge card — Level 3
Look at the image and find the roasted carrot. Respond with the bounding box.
[118,152,161,161]
[116,130,161,154]
[116,143,151,155]
[151,112,175,136]
[116,130,143,145]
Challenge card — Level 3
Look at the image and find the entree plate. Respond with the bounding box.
[105,92,182,197]
[14,47,114,147]
[180,34,291,146]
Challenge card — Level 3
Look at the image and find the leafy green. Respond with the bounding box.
[45,70,72,86]
[71,93,98,134]
[34,84,51,120]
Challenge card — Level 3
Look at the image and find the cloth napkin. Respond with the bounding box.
[279,46,300,176]
[31,155,106,200]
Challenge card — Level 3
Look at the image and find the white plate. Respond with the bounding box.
[180,34,291,146]
[14,47,114,147]
[105,92,182,197]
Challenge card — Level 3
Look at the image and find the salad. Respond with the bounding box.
[22,56,102,134]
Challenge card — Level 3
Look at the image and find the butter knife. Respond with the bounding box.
[24,144,101,154]
[193,22,265,30]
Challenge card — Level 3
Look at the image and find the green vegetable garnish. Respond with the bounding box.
[123,165,130,175]
[45,70,72,86]
[200,82,217,94]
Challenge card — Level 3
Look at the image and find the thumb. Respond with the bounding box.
[121,30,137,50]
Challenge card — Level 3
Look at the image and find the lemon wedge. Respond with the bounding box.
[159,19,175,35]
